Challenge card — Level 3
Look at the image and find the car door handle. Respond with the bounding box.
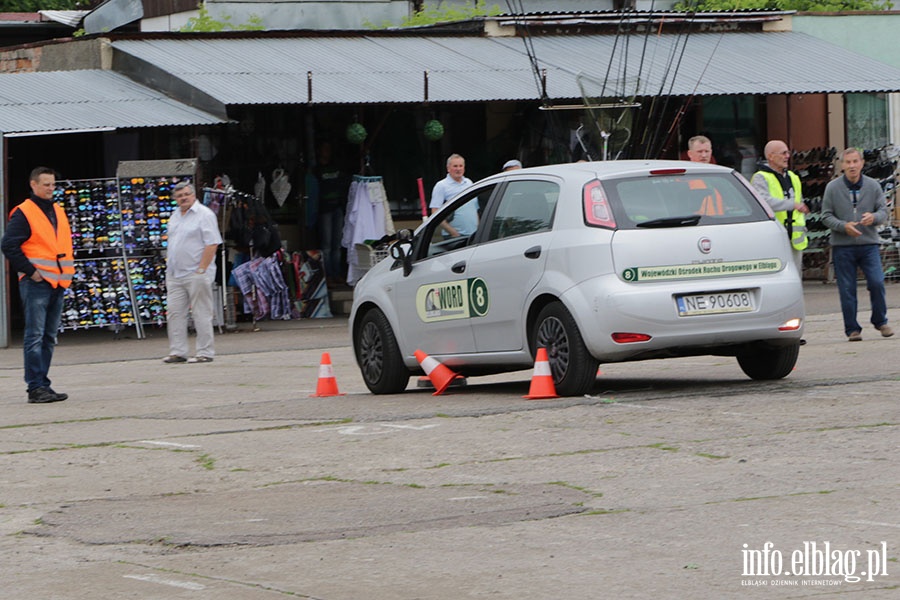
[524,246,542,259]
[451,261,466,273]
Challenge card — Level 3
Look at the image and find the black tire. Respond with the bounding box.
[355,308,410,394]
[532,302,599,397]
[736,342,800,380]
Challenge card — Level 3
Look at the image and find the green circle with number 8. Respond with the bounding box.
[469,278,489,317]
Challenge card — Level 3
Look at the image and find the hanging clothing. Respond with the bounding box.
[292,250,333,318]
[232,255,293,320]
[342,175,395,285]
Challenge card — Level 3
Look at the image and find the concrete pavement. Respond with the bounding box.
[0,281,898,599]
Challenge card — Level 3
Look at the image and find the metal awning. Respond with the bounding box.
[0,69,228,136]
[111,30,900,106]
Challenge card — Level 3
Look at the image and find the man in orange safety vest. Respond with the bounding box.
[1,167,74,404]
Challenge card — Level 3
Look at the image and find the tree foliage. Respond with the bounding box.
[180,4,264,32]
[673,0,892,10]
[367,1,502,29]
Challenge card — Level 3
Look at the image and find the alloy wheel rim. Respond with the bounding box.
[360,321,384,382]
[537,316,569,382]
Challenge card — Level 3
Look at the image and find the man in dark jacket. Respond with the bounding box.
[313,141,349,284]
[1,167,73,403]
[821,148,893,342]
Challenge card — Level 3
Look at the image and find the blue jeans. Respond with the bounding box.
[319,208,345,279]
[19,278,65,391]
[831,244,888,336]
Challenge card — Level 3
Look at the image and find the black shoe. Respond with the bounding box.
[28,386,64,404]
[47,387,68,401]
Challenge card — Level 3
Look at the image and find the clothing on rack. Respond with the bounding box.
[231,250,333,321]
[223,189,281,256]
[291,250,333,318]
[342,175,395,285]
[232,255,293,320]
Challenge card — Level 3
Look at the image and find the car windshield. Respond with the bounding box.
[603,172,768,229]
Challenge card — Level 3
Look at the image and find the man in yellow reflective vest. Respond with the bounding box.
[1,167,74,403]
[750,140,810,273]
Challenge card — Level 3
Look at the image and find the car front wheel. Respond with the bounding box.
[355,308,410,394]
[532,302,599,397]
[736,342,800,380]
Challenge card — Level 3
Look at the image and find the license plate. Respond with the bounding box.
[676,290,755,316]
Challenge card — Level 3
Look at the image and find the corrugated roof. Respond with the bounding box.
[112,30,900,105]
[510,31,900,97]
[0,70,227,135]
[38,10,89,27]
[113,36,538,104]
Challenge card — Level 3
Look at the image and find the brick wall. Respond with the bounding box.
[0,46,41,73]
[0,39,110,73]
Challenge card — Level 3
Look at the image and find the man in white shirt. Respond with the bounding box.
[430,153,475,237]
[163,182,223,364]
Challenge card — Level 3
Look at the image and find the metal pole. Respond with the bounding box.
[0,133,7,348]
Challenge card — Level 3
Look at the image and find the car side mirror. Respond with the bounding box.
[390,229,415,277]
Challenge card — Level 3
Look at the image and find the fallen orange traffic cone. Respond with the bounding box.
[523,347,559,400]
[311,352,345,397]
[414,349,463,396]
[417,375,467,389]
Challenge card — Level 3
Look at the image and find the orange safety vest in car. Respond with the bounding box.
[688,179,724,216]
[11,199,74,288]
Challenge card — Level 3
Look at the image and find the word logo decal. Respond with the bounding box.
[417,278,489,322]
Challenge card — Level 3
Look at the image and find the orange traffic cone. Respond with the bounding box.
[310,352,345,397]
[417,375,467,389]
[523,347,558,400]
[414,349,463,396]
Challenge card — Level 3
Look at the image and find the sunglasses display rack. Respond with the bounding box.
[55,172,192,338]
[120,175,185,335]
[57,178,135,334]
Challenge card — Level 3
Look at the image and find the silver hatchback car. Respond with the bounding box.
[350,161,804,396]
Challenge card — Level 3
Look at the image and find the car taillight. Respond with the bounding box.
[648,168,686,176]
[611,332,652,343]
[778,318,803,331]
[583,179,616,229]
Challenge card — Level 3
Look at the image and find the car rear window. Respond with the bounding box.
[603,172,769,230]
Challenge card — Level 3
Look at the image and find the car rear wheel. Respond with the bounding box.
[532,302,599,397]
[355,308,410,394]
[736,342,800,380]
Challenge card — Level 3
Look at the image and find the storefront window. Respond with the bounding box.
[846,93,888,150]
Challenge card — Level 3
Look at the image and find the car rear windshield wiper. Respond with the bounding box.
[635,215,702,228]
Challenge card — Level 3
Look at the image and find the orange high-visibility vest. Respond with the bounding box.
[688,178,724,216]
[11,199,74,288]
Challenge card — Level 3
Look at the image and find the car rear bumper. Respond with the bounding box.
[564,272,805,362]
